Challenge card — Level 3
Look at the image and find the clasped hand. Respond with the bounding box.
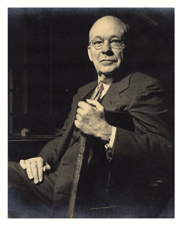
[74,99,112,141]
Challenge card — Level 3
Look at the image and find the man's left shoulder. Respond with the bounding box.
[118,72,164,90]
[131,72,162,83]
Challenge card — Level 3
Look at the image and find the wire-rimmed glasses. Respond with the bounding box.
[89,37,125,50]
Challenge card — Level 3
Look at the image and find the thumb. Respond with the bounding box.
[43,163,51,172]
[86,99,103,111]
[19,159,27,169]
[86,99,101,107]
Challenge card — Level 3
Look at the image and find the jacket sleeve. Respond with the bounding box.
[37,93,79,168]
[110,76,173,185]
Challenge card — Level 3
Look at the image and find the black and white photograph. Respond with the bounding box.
[6,6,175,219]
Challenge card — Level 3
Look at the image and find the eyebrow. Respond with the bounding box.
[92,35,122,40]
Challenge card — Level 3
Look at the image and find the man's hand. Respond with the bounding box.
[19,157,51,184]
[75,99,112,141]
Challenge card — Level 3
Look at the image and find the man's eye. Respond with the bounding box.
[111,39,121,43]
[93,40,103,45]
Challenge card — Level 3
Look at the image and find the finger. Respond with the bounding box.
[77,107,84,116]
[43,163,51,172]
[86,99,101,107]
[25,159,33,180]
[31,159,39,184]
[76,113,83,121]
[74,120,81,129]
[86,99,104,111]
[75,120,92,135]
[77,105,93,117]
[37,158,44,182]
[19,159,27,169]
[78,101,88,109]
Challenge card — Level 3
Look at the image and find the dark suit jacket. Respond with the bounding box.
[38,72,173,209]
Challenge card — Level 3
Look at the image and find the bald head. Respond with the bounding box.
[89,15,130,42]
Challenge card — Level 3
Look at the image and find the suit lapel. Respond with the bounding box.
[77,73,132,105]
[77,80,98,101]
[101,73,132,110]
[64,80,97,134]
[56,81,98,157]
[61,80,97,136]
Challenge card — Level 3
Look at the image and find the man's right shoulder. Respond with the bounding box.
[77,80,97,95]
[71,80,97,103]
[78,80,97,91]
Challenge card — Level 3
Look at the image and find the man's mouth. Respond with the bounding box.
[100,59,117,65]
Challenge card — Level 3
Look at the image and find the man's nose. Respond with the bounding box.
[101,40,112,53]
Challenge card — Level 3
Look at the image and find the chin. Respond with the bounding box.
[98,68,120,77]
[98,65,120,74]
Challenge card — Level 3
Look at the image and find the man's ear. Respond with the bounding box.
[87,46,93,62]
[122,43,126,50]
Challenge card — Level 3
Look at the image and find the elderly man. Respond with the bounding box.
[8,15,173,218]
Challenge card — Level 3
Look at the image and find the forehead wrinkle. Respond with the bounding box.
[90,31,124,43]
[92,35,122,41]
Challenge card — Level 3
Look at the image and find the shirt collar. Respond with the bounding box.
[98,78,112,97]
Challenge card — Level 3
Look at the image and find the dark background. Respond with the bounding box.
[8,8,174,136]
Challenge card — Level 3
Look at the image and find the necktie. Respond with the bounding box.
[90,81,104,101]
[67,82,104,218]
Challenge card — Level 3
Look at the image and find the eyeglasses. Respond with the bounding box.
[89,37,125,50]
